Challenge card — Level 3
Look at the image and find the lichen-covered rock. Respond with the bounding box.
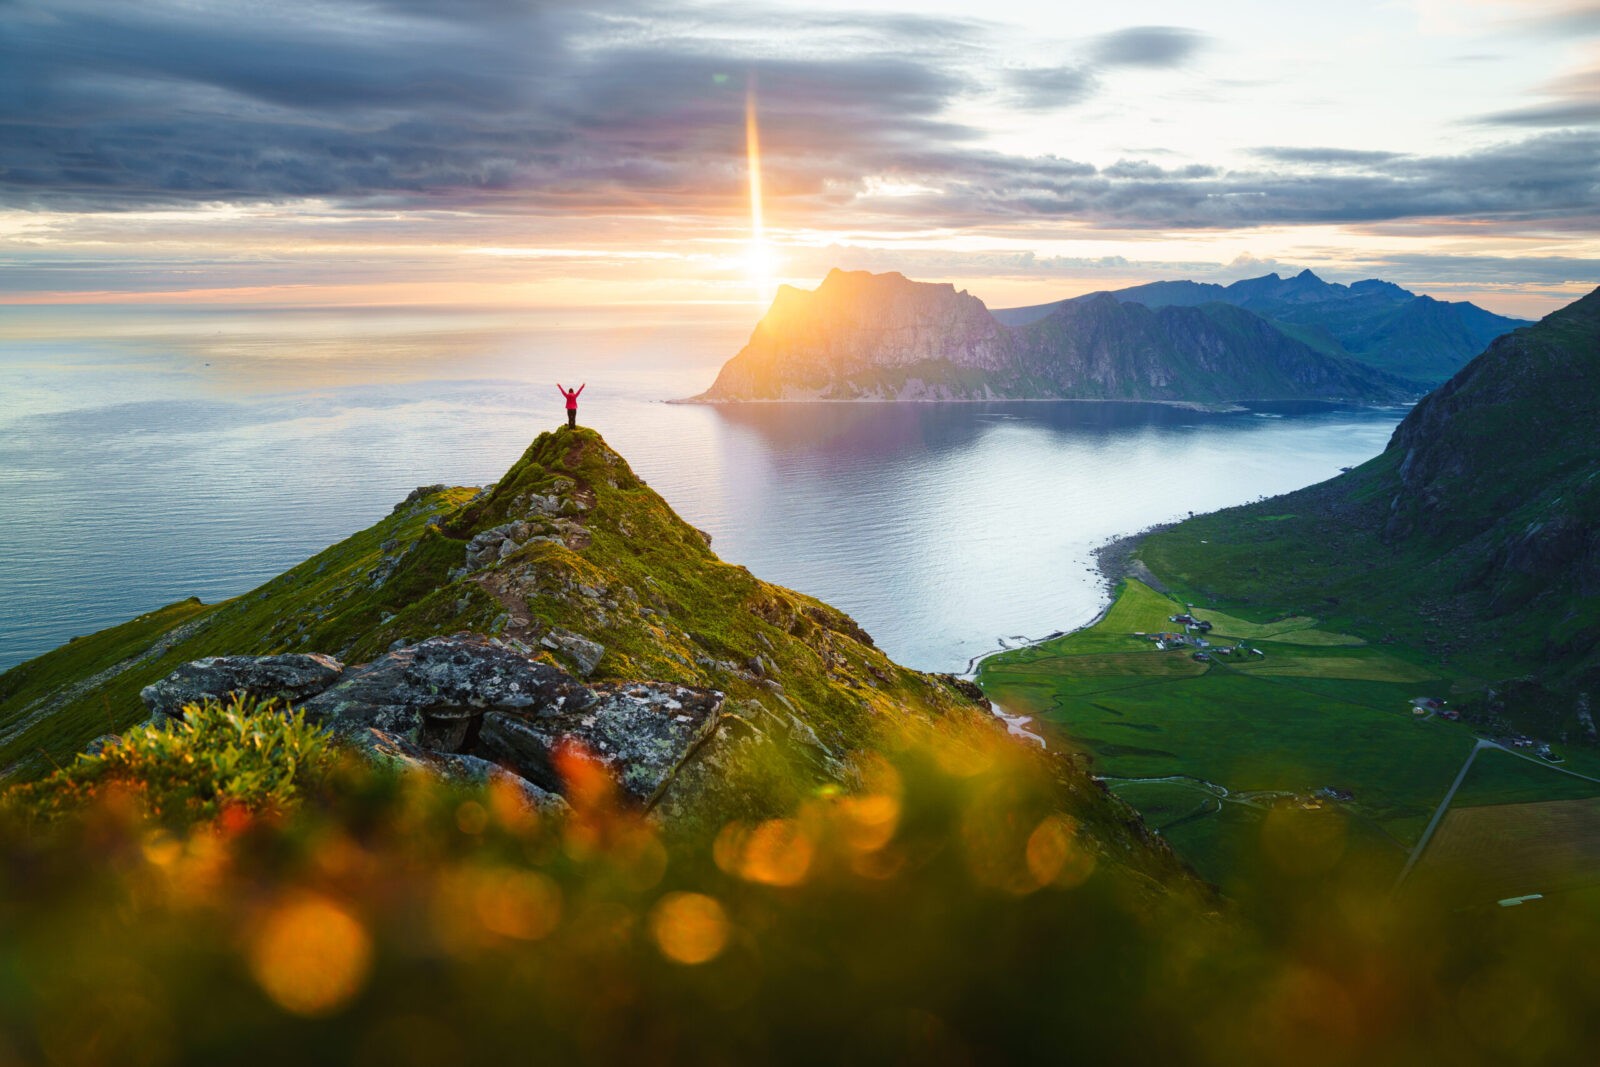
[541,627,605,676]
[84,733,122,757]
[140,653,345,719]
[478,682,723,806]
[344,727,569,816]
[301,634,590,747]
[141,635,721,810]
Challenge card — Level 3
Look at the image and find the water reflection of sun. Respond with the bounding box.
[745,86,778,303]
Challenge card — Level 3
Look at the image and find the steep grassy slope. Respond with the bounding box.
[0,430,979,772]
[0,485,482,775]
[1135,286,1600,739]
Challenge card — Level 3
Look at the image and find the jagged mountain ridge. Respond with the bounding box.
[693,269,1417,405]
[1006,294,1407,402]
[1084,269,1529,384]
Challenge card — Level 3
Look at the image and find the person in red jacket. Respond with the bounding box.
[557,382,585,428]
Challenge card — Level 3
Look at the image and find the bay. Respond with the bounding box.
[0,306,1405,674]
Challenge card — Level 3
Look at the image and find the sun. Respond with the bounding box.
[746,238,777,304]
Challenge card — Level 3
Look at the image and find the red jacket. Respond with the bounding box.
[559,384,585,410]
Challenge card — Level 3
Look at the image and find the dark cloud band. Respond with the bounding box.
[1,0,1596,235]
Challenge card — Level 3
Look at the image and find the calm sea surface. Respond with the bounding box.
[0,306,1406,674]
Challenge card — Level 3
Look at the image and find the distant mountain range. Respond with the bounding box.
[692,268,1519,406]
[995,268,1529,385]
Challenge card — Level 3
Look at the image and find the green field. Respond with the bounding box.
[979,579,1491,886]
[1452,748,1600,809]
[1409,795,1600,905]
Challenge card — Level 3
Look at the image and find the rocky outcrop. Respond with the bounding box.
[540,628,604,676]
[344,726,569,815]
[138,634,722,812]
[299,636,592,747]
[141,653,345,719]
[691,269,1415,405]
[478,682,721,804]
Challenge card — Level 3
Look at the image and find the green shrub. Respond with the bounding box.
[12,696,333,823]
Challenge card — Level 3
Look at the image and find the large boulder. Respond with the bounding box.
[140,653,345,719]
[478,681,723,805]
[301,634,591,749]
[343,727,569,816]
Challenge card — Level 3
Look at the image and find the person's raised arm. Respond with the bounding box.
[575,383,585,397]
[556,383,566,396]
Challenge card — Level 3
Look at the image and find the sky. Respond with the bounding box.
[3,0,1600,318]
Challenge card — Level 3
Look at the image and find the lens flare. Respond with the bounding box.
[745,84,777,303]
[651,892,730,965]
[249,895,372,1017]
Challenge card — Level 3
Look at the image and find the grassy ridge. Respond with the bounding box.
[0,428,1195,894]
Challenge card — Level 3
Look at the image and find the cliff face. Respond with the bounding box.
[1384,286,1600,610]
[694,270,1415,404]
[702,269,1012,399]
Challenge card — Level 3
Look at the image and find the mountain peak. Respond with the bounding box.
[694,270,1007,400]
[818,268,910,291]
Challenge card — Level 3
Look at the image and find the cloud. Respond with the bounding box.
[1,0,1596,239]
[1005,24,1208,110]
[1482,100,1600,125]
[1352,251,1600,286]
[1499,1,1600,38]
[1249,147,1403,166]
[0,0,995,212]
[1477,59,1600,126]
[825,129,1600,234]
[1006,66,1098,110]
[1088,26,1209,68]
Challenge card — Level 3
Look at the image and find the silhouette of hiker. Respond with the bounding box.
[558,382,585,429]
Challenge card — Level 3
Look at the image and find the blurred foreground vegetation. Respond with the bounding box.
[2,704,1599,1065]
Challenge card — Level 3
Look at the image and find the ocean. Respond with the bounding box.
[0,304,1405,674]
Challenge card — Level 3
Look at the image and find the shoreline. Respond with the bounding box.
[669,396,1256,413]
[961,518,1181,680]
[665,396,1404,414]
[964,520,1183,749]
